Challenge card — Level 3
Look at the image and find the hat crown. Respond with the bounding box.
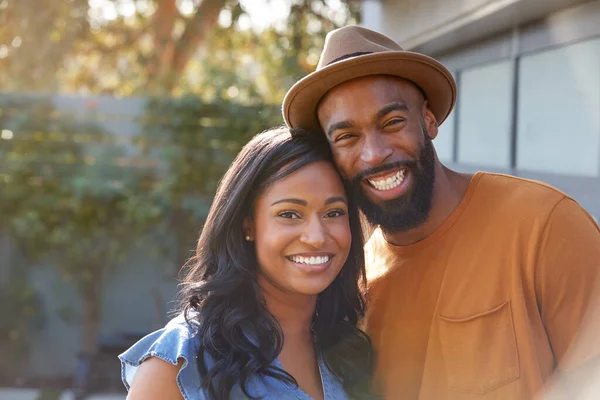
[317,25,404,69]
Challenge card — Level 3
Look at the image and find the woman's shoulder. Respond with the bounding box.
[118,313,204,399]
[119,313,199,370]
[123,357,185,400]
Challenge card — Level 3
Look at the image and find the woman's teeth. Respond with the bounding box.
[368,170,406,191]
[290,255,330,265]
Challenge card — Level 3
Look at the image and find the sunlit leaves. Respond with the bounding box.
[1,0,358,97]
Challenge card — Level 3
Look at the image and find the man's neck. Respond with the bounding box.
[258,275,316,338]
[382,163,473,246]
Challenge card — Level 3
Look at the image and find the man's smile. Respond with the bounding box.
[366,168,408,191]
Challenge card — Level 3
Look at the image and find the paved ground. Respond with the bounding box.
[0,389,123,400]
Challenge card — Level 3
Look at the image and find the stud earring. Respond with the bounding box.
[245,235,252,241]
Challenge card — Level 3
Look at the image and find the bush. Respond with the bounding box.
[0,273,44,382]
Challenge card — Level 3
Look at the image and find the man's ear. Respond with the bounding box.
[422,100,439,140]
[243,216,254,242]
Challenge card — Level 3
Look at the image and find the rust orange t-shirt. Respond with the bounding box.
[364,172,600,399]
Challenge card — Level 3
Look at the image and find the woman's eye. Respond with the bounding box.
[335,133,354,142]
[278,211,300,219]
[325,209,346,218]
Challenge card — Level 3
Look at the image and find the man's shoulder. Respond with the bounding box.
[475,172,570,215]
[477,172,567,199]
[468,172,598,248]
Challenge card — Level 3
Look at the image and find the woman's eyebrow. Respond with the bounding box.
[271,198,307,206]
[325,196,347,205]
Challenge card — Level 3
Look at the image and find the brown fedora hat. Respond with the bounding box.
[282,25,457,133]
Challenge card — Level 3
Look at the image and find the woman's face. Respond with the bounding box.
[247,160,351,296]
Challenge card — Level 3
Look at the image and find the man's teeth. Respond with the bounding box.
[368,170,405,191]
[290,255,330,265]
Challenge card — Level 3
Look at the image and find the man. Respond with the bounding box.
[282,25,600,399]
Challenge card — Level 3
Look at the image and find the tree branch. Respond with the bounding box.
[146,0,179,82]
[171,0,227,75]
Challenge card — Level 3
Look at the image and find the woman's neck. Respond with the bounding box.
[257,274,316,337]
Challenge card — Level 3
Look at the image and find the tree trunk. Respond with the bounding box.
[80,276,101,356]
[165,0,228,92]
[171,207,198,275]
[146,0,179,84]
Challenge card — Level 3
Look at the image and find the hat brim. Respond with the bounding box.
[282,51,457,134]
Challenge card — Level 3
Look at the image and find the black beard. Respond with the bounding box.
[348,132,436,233]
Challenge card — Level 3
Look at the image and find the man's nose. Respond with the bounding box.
[360,133,393,166]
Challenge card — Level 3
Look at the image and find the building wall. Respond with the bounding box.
[362,0,501,48]
[362,0,591,51]
[361,0,600,222]
[25,245,178,378]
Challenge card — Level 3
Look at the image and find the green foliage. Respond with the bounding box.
[174,0,359,103]
[0,271,44,379]
[144,96,280,200]
[35,390,62,400]
[0,93,281,357]
[0,96,165,269]
[142,95,281,264]
[0,0,90,92]
[0,0,359,97]
[0,95,166,353]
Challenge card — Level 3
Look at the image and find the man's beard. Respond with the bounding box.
[348,128,436,233]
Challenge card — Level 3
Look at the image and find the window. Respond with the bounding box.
[435,105,455,163]
[457,61,513,168]
[517,38,600,177]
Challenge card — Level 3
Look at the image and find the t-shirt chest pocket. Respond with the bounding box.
[437,300,520,394]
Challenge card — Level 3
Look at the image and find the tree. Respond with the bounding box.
[0,0,231,94]
[0,0,360,97]
[142,96,281,268]
[0,96,165,356]
[0,0,91,92]
[0,270,44,382]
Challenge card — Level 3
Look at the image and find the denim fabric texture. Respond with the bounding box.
[119,314,349,399]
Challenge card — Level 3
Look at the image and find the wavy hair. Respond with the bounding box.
[178,126,375,399]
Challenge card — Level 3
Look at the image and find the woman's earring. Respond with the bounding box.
[245,235,252,241]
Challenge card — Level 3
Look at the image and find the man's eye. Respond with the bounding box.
[384,118,404,127]
[325,209,346,218]
[278,211,300,219]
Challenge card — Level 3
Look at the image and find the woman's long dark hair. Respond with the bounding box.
[178,126,375,399]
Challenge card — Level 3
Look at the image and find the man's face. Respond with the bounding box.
[317,75,439,232]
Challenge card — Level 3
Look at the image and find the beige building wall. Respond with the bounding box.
[361,0,590,53]
[362,0,522,49]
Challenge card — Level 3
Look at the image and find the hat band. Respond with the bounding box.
[327,51,373,66]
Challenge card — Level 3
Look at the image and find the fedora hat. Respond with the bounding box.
[282,25,457,133]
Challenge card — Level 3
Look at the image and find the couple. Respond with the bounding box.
[119,26,600,399]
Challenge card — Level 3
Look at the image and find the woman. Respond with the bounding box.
[119,126,375,399]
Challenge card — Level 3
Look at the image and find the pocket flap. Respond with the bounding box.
[439,301,509,323]
[437,300,520,394]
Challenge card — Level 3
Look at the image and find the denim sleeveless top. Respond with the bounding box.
[119,314,349,399]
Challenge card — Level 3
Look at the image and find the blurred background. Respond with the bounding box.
[0,0,599,398]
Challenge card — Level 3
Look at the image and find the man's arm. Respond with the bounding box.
[535,197,600,396]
